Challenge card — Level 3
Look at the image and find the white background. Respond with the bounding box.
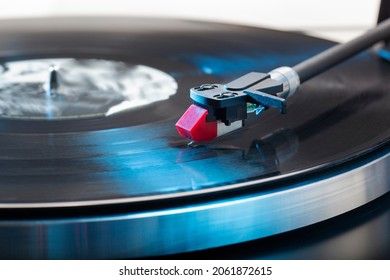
[0,0,383,42]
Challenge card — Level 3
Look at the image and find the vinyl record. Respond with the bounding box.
[0,17,389,259]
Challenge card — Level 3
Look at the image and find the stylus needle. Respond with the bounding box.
[176,104,244,142]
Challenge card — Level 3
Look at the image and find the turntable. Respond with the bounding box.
[0,1,389,259]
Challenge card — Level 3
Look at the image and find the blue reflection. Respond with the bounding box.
[378,48,390,62]
[177,46,331,77]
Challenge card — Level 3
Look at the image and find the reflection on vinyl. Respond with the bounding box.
[0,17,389,259]
[0,58,177,119]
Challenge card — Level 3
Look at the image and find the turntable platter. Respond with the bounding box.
[0,17,389,259]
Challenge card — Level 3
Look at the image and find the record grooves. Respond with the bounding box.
[0,17,389,259]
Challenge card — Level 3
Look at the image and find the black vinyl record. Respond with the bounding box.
[0,17,389,259]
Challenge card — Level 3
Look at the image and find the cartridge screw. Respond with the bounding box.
[195,84,218,91]
[214,92,237,99]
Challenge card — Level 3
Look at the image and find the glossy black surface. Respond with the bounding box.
[0,17,389,207]
[0,17,390,260]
